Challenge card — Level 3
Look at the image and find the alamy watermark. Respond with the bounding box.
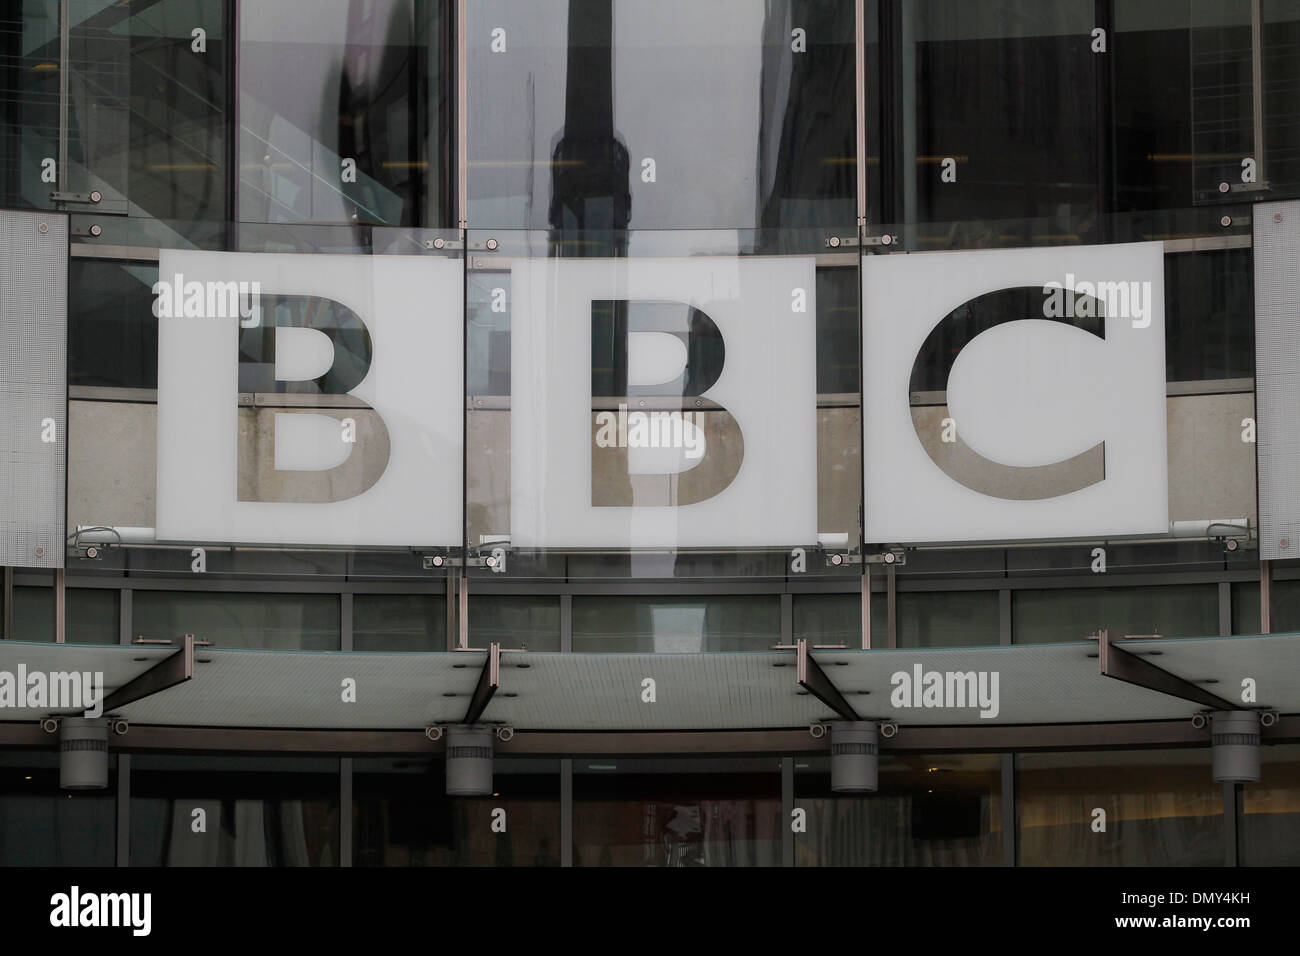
[152,272,261,327]
[890,664,1000,719]
[0,666,103,717]
[1042,273,1152,328]
[594,403,705,460]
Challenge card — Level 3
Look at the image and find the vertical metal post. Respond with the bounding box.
[119,589,132,644]
[1260,559,1271,634]
[560,594,572,652]
[999,589,1012,646]
[340,757,352,867]
[854,0,867,226]
[340,592,353,652]
[458,574,469,649]
[1223,780,1240,867]
[782,756,795,867]
[445,576,457,651]
[861,565,871,648]
[1218,581,1232,637]
[1001,753,1017,866]
[899,3,916,229]
[1252,0,1265,183]
[116,754,130,867]
[560,757,573,867]
[54,568,65,643]
[456,0,468,229]
[58,0,70,192]
[886,564,897,648]
[2,566,12,640]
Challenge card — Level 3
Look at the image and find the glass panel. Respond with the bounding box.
[23,0,231,243]
[467,0,856,231]
[132,590,341,650]
[65,224,464,579]
[465,228,860,579]
[896,590,999,647]
[468,595,560,651]
[793,591,884,647]
[1233,581,1261,634]
[794,753,1003,866]
[353,758,561,866]
[573,757,781,866]
[1241,743,1300,865]
[1013,584,1219,643]
[239,0,451,228]
[1263,1,1300,201]
[1164,247,1254,381]
[572,595,779,653]
[10,586,118,643]
[0,752,116,866]
[352,593,445,652]
[1017,749,1224,865]
[129,755,339,866]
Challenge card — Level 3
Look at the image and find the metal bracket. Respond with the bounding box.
[102,634,197,714]
[794,638,861,722]
[863,549,906,566]
[1096,630,1239,711]
[861,233,898,247]
[463,642,502,724]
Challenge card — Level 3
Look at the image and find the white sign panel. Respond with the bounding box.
[156,250,463,547]
[863,241,1168,544]
[510,256,818,548]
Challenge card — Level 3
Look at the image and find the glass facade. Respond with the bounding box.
[1,0,1298,869]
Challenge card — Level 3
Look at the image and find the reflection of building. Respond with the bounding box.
[1,1,1300,871]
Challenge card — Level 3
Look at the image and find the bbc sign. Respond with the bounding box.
[155,242,1168,549]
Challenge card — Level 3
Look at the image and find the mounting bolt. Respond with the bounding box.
[1220,215,1232,227]
[1219,182,1230,193]
[828,236,841,248]
[432,237,445,249]
[34,546,44,558]
[89,190,102,203]
[485,238,499,251]
[88,223,102,237]
[1281,537,1290,549]
[37,222,48,234]
[1275,212,1284,223]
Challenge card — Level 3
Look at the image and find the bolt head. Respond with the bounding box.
[34,546,44,557]
[828,236,841,248]
[89,224,102,237]
[1281,537,1290,549]
[432,237,445,249]
[89,190,102,202]
[486,238,499,251]
[1275,212,1284,223]
[881,234,893,245]
[1219,181,1230,193]
[1220,216,1232,227]
[37,222,48,234]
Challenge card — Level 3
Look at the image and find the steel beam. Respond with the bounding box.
[797,638,861,721]
[462,642,500,724]
[101,634,195,714]
[1098,631,1237,711]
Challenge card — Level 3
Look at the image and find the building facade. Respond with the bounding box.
[1,0,1300,867]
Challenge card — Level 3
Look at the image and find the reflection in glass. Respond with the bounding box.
[0,753,116,866]
[794,753,1002,866]
[573,758,781,866]
[11,586,118,644]
[1241,743,1300,865]
[132,590,340,650]
[468,595,560,651]
[1013,585,1218,643]
[354,758,560,866]
[572,595,779,652]
[352,593,445,651]
[896,590,998,647]
[468,0,856,231]
[130,755,338,866]
[1017,750,1223,865]
[239,0,451,228]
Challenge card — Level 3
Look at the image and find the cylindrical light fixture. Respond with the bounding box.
[445,725,494,796]
[59,717,109,790]
[1211,710,1260,783]
[831,720,879,793]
